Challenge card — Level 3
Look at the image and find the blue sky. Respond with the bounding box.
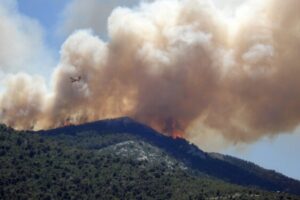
[8,0,300,181]
[224,130,300,181]
[17,0,71,57]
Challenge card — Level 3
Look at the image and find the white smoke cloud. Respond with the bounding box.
[0,73,47,129]
[1,0,300,149]
[58,0,154,38]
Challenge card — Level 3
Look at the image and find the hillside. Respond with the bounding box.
[0,118,300,199]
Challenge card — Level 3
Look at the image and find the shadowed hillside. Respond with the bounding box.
[37,117,300,195]
[0,118,300,199]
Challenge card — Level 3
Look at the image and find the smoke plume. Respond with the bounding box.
[1,0,300,146]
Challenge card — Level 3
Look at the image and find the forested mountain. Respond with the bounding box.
[0,118,299,200]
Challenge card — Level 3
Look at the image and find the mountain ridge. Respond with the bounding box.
[1,117,300,198]
[34,117,300,195]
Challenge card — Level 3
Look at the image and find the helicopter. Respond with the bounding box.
[70,76,82,83]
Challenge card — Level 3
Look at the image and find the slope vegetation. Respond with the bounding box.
[0,119,299,199]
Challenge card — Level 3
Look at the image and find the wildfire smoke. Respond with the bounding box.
[1,0,300,147]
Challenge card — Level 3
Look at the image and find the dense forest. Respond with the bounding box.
[0,123,299,200]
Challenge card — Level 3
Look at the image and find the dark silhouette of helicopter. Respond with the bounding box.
[70,76,82,83]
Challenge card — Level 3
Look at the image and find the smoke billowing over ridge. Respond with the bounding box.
[1,0,300,146]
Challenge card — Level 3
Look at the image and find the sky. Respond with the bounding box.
[1,0,299,180]
[17,0,69,53]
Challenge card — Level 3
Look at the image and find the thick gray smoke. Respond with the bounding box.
[1,0,300,147]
